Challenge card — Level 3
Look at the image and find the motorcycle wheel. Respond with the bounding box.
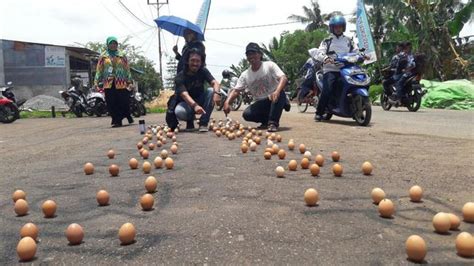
[0,103,19,123]
[140,103,147,116]
[95,101,107,117]
[215,97,224,111]
[380,92,392,111]
[354,96,371,126]
[231,95,242,111]
[296,90,308,113]
[406,90,421,112]
[72,103,83,117]
[131,103,141,117]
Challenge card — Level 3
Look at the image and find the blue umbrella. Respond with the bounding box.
[154,15,205,41]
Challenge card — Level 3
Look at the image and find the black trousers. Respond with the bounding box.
[105,83,131,125]
[242,90,286,127]
[316,72,341,115]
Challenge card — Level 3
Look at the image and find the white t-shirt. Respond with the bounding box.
[234,61,285,100]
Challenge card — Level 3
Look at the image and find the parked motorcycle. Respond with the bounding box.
[59,86,92,117]
[380,70,426,112]
[294,54,323,113]
[318,50,372,126]
[241,89,253,105]
[215,87,242,111]
[0,81,23,123]
[130,89,146,117]
[86,87,108,117]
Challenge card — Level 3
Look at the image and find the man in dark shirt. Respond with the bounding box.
[173,48,220,132]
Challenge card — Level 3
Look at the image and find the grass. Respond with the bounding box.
[147,107,167,114]
[20,110,76,119]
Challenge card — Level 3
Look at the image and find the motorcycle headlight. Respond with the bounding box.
[344,74,371,86]
[135,93,142,101]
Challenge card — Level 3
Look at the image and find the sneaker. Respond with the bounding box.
[267,123,278,132]
[199,125,209,132]
[314,114,322,122]
[257,123,268,129]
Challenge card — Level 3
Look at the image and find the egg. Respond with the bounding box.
[315,154,324,167]
[172,136,177,142]
[409,185,423,202]
[160,150,169,159]
[254,137,261,145]
[148,143,155,150]
[361,161,373,175]
[14,199,28,216]
[96,190,110,206]
[267,140,274,147]
[241,144,249,153]
[142,137,148,144]
[140,193,155,211]
[145,176,157,193]
[301,158,310,169]
[20,223,39,240]
[310,164,320,176]
[126,159,137,171]
[165,157,174,169]
[156,140,162,147]
[143,161,152,174]
[299,144,306,154]
[257,130,262,136]
[265,147,273,154]
[141,149,150,159]
[275,166,285,178]
[271,144,279,155]
[12,190,26,202]
[250,142,257,151]
[276,135,282,142]
[304,188,319,206]
[42,200,57,218]
[84,163,94,175]
[277,149,286,159]
[109,164,120,176]
[455,232,474,258]
[448,213,461,230]
[264,152,272,160]
[303,151,312,159]
[107,149,115,159]
[154,157,163,168]
[137,142,143,150]
[119,223,136,245]
[288,141,295,150]
[16,236,36,261]
[378,199,395,218]
[66,223,84,245]
[462,202,474,222]
[332,163,343,177]
[170,145,178,154]
[139,148,145,156]
[288,160,298,171]
[162,138,167,145]
[331,151,340,162]
[371,188,386,204]
[433,212,451,233]
[405,235,427,263]
[270,133,277,140]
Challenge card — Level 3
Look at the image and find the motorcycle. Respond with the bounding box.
[380,70,425,112]
[241,89,253,105]
[130,89,146,117]
[59,85,92,117]
[294,54,323,113]
[86,87,108,117]
[318,50,372,126]
[0,81,23,123]
[215,87,242,111]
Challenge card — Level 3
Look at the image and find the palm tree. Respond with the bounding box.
[288,0,325,31]
[230,59,250,78]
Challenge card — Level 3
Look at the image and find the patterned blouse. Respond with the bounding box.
[94,51,132,89]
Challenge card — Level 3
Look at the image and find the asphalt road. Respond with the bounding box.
[0,105,473,265]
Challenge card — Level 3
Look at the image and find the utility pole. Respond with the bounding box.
[147,0,168,86]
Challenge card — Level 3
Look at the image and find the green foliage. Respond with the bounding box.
[448,1,474,36]
[229,58,250,78]
[369,84,383,104]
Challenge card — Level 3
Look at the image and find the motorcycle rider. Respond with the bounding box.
[314,15,356,121]
[220,70,238,90]
[382,42,406,92]
[298,56,317,100]
[391,41,416,104]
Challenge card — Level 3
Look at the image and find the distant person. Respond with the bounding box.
[382,42,406,92]
[94,36,134,127]
[392,41,416,104]
[173,29,206,74]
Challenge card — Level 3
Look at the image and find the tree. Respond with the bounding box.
[287,0,325,31]
[229,59,250,78]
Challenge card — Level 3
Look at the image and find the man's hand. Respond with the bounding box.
[194,105,206,115]
[223,101,231,114]
[324,57,335,64]
[269,90,280,103]
[213,92,221,106]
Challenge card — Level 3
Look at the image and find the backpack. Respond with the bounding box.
[413,53,426,75]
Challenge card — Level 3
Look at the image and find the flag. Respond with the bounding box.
[195,0,211,34]
[356,0,377,64]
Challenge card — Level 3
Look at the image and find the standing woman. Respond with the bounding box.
[173,29,206,74]
[94,36,134,127]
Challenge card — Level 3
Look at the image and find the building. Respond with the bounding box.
[0,39,98,100]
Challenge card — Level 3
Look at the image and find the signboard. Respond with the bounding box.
[356,0,377,64]
[45,46,66,67]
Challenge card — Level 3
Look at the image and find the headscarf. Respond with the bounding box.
[106,36,118,57]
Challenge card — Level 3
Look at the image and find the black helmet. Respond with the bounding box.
[222,70,231,79]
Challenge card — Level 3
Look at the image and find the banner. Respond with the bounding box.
[45,46,66,67]
[195,0,211,34]
[356,0,377,64]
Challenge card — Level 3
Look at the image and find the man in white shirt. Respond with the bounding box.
[223,43,288,132]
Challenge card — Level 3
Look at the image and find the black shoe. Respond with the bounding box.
[257,123,268,129]
[284,99,291,112]
[267,123,278,132]
[314,114,322,122]
[127,116,134,124]
[184,121,197,132]
[111,122,122,128]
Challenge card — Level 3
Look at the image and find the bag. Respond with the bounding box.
[165,94,179,130]
[413,53,426,75]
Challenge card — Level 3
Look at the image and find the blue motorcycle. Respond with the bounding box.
[320,50,372,126]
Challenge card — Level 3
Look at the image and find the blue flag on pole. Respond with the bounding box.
[356,0,377,64]
[195,0,211,34]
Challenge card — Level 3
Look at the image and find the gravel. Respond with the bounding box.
[23,95,68,111]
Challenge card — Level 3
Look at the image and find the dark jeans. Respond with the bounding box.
[242,90,286,127]
[174,87,214,126]
[316,72,341,115]
[395,73,413,98]
[104,83,131,125]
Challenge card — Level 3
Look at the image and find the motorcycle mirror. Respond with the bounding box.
[359,48,366,52]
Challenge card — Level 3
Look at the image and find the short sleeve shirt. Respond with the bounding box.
[234,61,285,100]
[175,68,215,101]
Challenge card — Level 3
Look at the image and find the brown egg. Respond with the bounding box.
[140,194,154,211]
[315,154,325,167]
[142,137,148,144]
[148,143,156,150]
[160,150,169,159]
[154,157,163,169]
[361,161,373,175]
[271,144,279,155]
[172,136,177,142]
[277,149,286,159]
[66,223,84,245]
[448,213,461,230]
[462,202,474,222]
[96,190,110,206]
[170,145,178,154]
[165,157,174,169]
[118,223,136,245]
[288,141,295,150]
[288,160,298,171]
[378,199,395,218]
[405,235,427,263]
[12,190,26,202]
[270,133,277,140]
[298,144,306,154]
[84,163,94,175]
[16,236,36,261]
[433,212,451,233]
[216,130,222,137]
[241,144,249,153]
[303,151,312,160]
[371,188,385,204]
[254,137,261,145]
[109,164,120,177]
[310,164,320,176]
[301,158,310,169]
[276,135,282,142]
[275,166,285,178]
[42,200,57,218]
[455,232,474,258]
[156,140,162,147]
[20,223,39,240]
[257,130,262,136]
[304,188,319,206]
[409,185,423,202]
[137,142,143,150]
[14,199,29,216]
[332,163,343,177]
[264,147,273,154]
[141,149,150,159]
[145,176,157,193]
[143,161,152,174]
[331,151,340,162]
[107,149,115,159]
[129,158,139,170]
[250,142,257,152]
[139,148,145,157]
[264,152,272,160]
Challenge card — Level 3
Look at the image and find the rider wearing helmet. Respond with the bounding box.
[220,70,238,91]
[314,15,356,121]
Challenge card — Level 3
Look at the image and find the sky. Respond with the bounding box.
[0,0,472,84]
